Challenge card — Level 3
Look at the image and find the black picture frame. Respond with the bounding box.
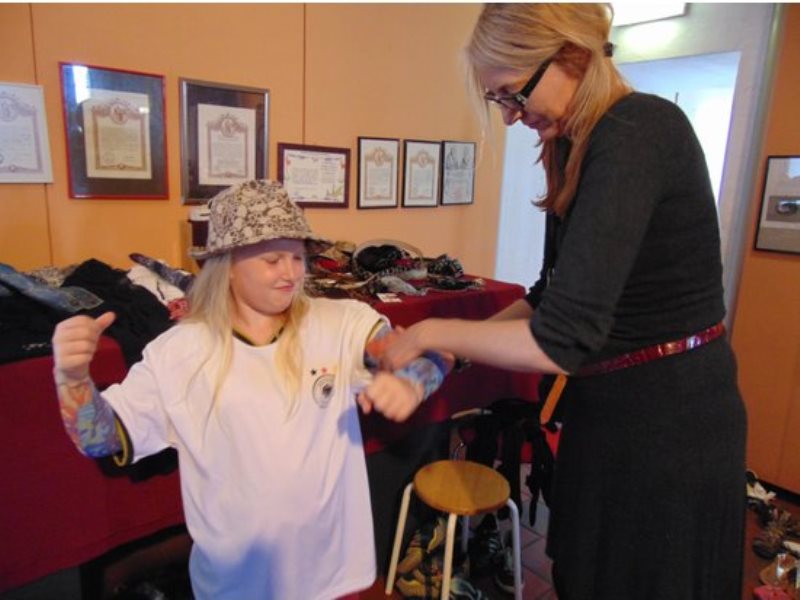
[440,140,476,206]
[59,62,167,199]
[402,139,441,208]
[357,136,400,209]
[754,155,800,255]
[277,142,350,208]
[180,78,269,205]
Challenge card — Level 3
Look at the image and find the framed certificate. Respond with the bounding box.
[0,82,53,184]
[180,79,269,204]
[441,140,476,206]
[59,62,167,199]
[277,143,349,208]
[402,139,441,208]
[754,155,800,255]
[357,136,399,209]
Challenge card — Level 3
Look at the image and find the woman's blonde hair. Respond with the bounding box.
[465,3,631,216]
[186,252,309,418]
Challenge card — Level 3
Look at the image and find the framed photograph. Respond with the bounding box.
[754,155,800,255]
[59,62,167,199]
[180,78,269,205]
[357,136,399,209]
[277,143,349,208]
[441,140,476,206]
[402,140,441,208]
[0,82,53,183]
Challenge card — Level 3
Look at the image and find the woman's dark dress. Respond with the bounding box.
[526,93,747,599]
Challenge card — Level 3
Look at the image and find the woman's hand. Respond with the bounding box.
[357,372,422,422]
[52,312,116,384]
[378,320,432,371]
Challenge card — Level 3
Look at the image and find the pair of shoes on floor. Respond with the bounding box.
[754,509,800,560]
[468,513,524,596]
[492,530,524,595]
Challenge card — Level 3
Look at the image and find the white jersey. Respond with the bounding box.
[104,298,385,600]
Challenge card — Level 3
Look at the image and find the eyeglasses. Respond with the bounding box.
[484,58,554,111]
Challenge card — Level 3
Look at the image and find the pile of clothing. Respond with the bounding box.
[0,254,192,366]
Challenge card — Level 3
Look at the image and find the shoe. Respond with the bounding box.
[468,513,503,577]
[492,531,524,595]
[748,470,777,504]
[449,575,489,599]
[755,523,790,560]
[758,552,800,594]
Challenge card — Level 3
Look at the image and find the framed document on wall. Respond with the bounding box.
[180,79,269,204]
[402,139,441,208]
[277,143,350,208]
[0,82,53,183]
[441,140,475,206]
[357,136,399,209]
[60,62,167,199]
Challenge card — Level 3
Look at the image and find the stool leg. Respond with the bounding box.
[505,499,523,600]
[440,513,458,600]
[385,483,414,595]
[461,515,470,555]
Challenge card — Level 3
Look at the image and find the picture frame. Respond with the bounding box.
[357,136,399,209]
[402,139,441,208]
[754,155,800,255]
[441,140,476,206]
[277,142,350,208]
[59,62,167,199]
[180,78,269,205]
[0,82,53,184]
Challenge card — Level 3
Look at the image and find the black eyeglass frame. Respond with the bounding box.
[484,58,554,110]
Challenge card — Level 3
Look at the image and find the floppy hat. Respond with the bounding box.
[190,180,332,260]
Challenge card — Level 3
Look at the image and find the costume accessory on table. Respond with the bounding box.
[190,179,331,260]
[351,239,427,281]
[575,322,726,377]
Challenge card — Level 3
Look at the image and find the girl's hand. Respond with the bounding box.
[356,372,422,422]
[52,312,116,384]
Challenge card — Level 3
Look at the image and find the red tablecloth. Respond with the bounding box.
[0,277,539,591]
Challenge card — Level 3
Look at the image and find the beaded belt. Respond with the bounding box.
[575,322,726,377]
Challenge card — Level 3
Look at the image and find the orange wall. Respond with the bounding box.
[0,4,504,276]
[731,5,800,492]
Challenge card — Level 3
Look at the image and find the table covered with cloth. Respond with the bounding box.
[0,276,540,592]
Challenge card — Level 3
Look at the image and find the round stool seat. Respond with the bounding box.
[413,459,510,516]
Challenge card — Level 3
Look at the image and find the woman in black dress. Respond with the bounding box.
[382,4,746,598]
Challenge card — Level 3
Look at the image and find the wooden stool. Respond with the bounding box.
[385,460,523,600]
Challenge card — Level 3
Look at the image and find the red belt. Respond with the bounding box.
[575,322,726,377]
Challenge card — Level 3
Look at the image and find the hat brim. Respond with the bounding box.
[189,234,333,261]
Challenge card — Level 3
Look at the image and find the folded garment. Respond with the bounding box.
[0,262,103,313]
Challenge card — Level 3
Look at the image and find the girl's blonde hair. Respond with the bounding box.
[465,3,631,216]
[186,252,309,418]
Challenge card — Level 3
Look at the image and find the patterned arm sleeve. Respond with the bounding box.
[55,375,129,463]
[364,323,454,401]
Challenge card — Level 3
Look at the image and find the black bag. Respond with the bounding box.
[463,397,557,526]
